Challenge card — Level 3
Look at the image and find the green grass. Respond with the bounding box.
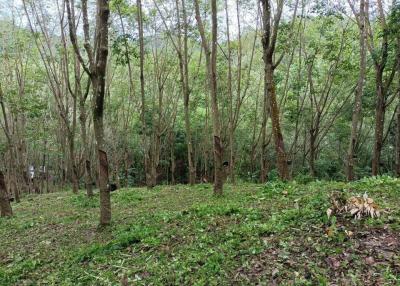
[0,177,399,285]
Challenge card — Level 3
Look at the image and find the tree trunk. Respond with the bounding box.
[0,171,12,217]
[184,101,195,185]
[372,69,385,176]
[346,0,366,181]
[169,130,176,184]
[181,0,196,185]
[194,0,224,195]
[260,0,290,181]
[309,129,316,177]
[395,36,400,177]
[396,99,400,177]
[79,102,93,196]
[68,132,79,194]
[265,63,290,180]
[225,0,235,184]
[260,143,268,183]
[147,133,160,188]
[210,0,224,195]
[92,0,111,226]
[124,151,129,187]
[260,85,269,183]
[10,148,20,203]
[137,0,150,188]
[366,0,390,177]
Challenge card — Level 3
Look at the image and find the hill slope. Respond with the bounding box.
[1,177,399,285]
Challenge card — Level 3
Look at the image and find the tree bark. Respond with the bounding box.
[79,101,93,197]
[0,171,12,217]
[225,0,234,184]
[396,36,400,177]
[137,0,150,188]
[260,81,270,183]
[347,0,367,181]
[66,0,111,225]
[260,0,290,180]
[194,0,224,195]
[182,0,196,186]
[372,69,386,176]
[368,0,391,176]
[0,85,21,202]
[68,132,79,194]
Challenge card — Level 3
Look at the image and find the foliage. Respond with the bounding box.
[0,0,399,184]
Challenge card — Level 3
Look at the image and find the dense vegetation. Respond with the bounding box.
[0,1,398,191]
[1,177,399,284]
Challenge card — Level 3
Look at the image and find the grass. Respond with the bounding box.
[0,176,399,285]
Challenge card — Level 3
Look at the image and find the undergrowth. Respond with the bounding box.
[0,177,399,285]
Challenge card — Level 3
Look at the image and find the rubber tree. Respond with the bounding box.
[66,0,111,225]
[260,0,290,180]
[194,0,225,195]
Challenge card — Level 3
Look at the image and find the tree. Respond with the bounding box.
[194,0,224,195]
[346,0,367,181]
[397,28,400,177]
[136,0,151,188]
[260,0,290,180]
[23,0,80,194]
[66,0,111,225]
[354,0,397,176]
[0,171,12,217]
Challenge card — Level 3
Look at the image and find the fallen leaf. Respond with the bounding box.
[365,256,375,265]
[326,208,333,218]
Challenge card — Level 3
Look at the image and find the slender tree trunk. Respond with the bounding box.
[68,132,79,194]
[265,62,290,180]
[260,0,290,181]
[184,93,195,185]
[7,149,20,203]
[72,38,93,197]
[396,100,400,177]
[70,70,79,193]
[260,83,269,183]
[124,151,129,187]
[260,144,269,183]
[92,0,111,226]
[79,102,93,196]
[366,0,390,176]
[347,0,366,181]
[225,0,235,184]
[181,0,196,185]
[307,61,316,177]
[194,0,224,195]
[372,69,385,176]
[9,148,20,203]
[0,171,12,217]
[169,129,176,184]
[309,129,317,177]
[210,0,224,195]
[0,87,21,202]
[395,34,400,177]
[16,140,28,196]
[148,132,160,188]
[137,0,150,188]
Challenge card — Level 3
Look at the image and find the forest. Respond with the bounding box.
[0,0,399,284]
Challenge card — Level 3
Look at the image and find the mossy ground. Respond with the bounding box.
[0,177,399,285]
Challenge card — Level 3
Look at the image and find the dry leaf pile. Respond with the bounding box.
[327,192,380,219]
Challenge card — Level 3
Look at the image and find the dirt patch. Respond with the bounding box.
[0,252,12,265]
[235,227,400,285]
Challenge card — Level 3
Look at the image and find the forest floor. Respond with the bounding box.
[0,177,399,285]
